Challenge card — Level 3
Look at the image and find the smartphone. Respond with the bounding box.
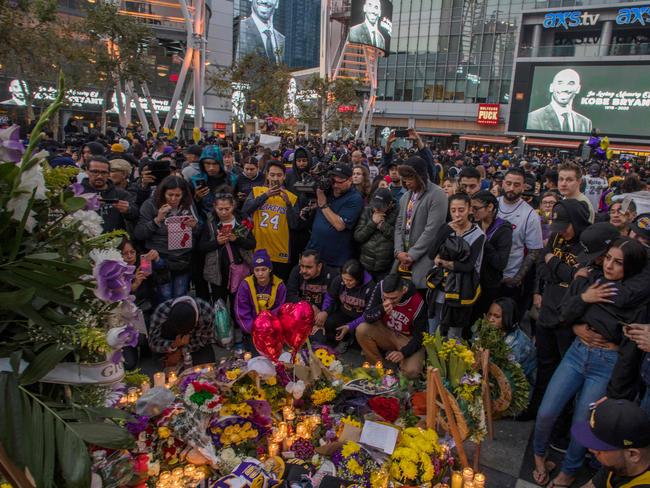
[395,129,410,138]
[194,179,207,189]
[220,224,233,235]
[101,198,118,204]
[140,256,152,276]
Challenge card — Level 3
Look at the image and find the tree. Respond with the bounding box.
[0,0,88,122]
[208,52,293,121]
[295,74,362,136]
[82,2,155,132]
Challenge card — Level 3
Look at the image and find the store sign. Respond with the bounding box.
[2,79,195,117]
[616,6,650,26]
[477,103,500,126]
[543,11,600,29]
[338,105,357,113]
[213,123,227,131]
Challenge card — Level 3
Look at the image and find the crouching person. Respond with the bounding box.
[356,273,426,378]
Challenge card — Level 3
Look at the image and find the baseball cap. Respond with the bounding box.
[329,163,352,179]
[549,202,571,232]
[370,188,393,210]
[630,213,650,240]
[572,399,650,451]
[577,222,620,266]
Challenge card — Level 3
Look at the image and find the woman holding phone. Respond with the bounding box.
[134,175,200,302]
[199,193,256,303]
[191,153,234,219]
[532,237,647,488]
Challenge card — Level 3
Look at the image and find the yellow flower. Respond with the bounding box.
[311,387,336,405]
[346,458,364,476]
[341,441,361,458]
[400,460,418,480]
[158,427,171,439]
[315,349,327,359]
[225,368,241,381]
[340,416,361,428]
[265,376,277,386]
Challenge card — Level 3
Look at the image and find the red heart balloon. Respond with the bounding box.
[278,301,314,351]
[252,311,283,362]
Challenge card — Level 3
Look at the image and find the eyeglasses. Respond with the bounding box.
[88,169,109,176]
[471,205,485,212]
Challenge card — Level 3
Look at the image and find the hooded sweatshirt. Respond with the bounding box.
[285,146,313,194]
[536,199,591,329]
[325,271,376,331]
[190,156,234,218]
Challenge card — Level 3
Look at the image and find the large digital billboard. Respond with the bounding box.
[347,0,393,55]
[508,62,650,139]
[234,0,321,69]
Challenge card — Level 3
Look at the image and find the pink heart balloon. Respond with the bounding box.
[278,301,314,351]
[252,311,283,362]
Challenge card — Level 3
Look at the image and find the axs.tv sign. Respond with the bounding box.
[543,6,650,29]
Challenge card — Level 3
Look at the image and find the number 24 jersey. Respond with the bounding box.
[251,186,297,263]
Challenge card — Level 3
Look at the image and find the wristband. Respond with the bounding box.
[319,203,329,210]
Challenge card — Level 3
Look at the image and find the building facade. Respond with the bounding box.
[366,0,650,152]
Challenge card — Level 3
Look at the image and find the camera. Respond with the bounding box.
[292,161,335,194]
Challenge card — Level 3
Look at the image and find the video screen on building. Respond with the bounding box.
[234,0,321,69]
[508,62,650,139]
[347,0,393,55]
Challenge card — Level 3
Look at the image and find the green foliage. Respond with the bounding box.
[124,369,150,388]
[472,318,530,416]
[0,77,134,486]
[295,74,363,133]
[208,52,294,119]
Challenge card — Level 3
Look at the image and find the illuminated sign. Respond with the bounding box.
[543,11,600,29]
[477,103,500,126]
[616,6,650,26]
[2,79,194,117]
[338,105,358,113]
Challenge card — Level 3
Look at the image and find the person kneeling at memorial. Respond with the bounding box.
[149,296,216,368]
[356,273,426,378]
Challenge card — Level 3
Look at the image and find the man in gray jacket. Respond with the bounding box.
[394,155,448,292]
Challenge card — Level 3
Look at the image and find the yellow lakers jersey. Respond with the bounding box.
[252,186,297,263]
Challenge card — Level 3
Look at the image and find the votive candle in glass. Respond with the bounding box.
[153,372,165,388]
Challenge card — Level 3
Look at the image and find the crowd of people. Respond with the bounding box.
[43,125,650,488]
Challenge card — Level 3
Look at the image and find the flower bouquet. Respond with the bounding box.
[423,331,487,443]
[331,441,382,486]
[389,428,454,486]
[471,318,530,417]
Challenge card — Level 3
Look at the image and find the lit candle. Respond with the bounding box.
[283,435,296,451]
[473,473,486,488]
[462,467,474,484]
[278,422,288,438]
[385,368,394,375]
[171,467,184,478]
[159,471,171,483]
[243,351,252,361]
[194,468,206,481]
[193,366,201,373]
[268,441,280,457]
[464,482,475,488]
[440,484,449,488]
[296,423,308,438]
[282,406,295,421]
[451,471,462,488]
[375,361,384,370]
[183,465,196,477]
[118,395,128,406]
[153,372,165,388]
[127,387,138,404]
[167,371,177,385]
[141,380,150,393]
[362,361,371,369]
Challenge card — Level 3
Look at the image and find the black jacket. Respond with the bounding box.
[353,204,398,273]
[480,218,513,289]
[560,271,647,400]
[536,199,591,329]
[286,264,338,310]
[81,179,139,233]
[285,147,314,195]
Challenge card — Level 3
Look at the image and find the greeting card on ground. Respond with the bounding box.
[359,420,399,455]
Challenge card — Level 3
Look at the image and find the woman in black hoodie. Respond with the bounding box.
[532,237,647,488]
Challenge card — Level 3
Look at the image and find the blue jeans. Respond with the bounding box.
[533,338,618,475]
[157,272,191,301]
[641,390,650,416]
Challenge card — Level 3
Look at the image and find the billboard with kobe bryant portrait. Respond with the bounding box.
[347,0,393,55]
[233,0,321,69]
[508,61,650,139]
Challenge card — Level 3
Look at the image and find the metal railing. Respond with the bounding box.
[519,43,650,57]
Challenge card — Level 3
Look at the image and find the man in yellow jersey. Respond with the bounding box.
[243,160,298,281]
[573,399,650,488]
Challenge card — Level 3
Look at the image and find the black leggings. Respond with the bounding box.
[324,309,358,345]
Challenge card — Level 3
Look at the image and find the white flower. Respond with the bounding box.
[286,380,306,400]
[220,448,236,462]
[328,360,343,374]
[89,248,125,266]
[65,210,103,237]
[6,160,47,232]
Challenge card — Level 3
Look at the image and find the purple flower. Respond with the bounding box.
[94,259,135,302]
[126,415,150,435]
[68,182,101,211]
[0,125,25,163]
